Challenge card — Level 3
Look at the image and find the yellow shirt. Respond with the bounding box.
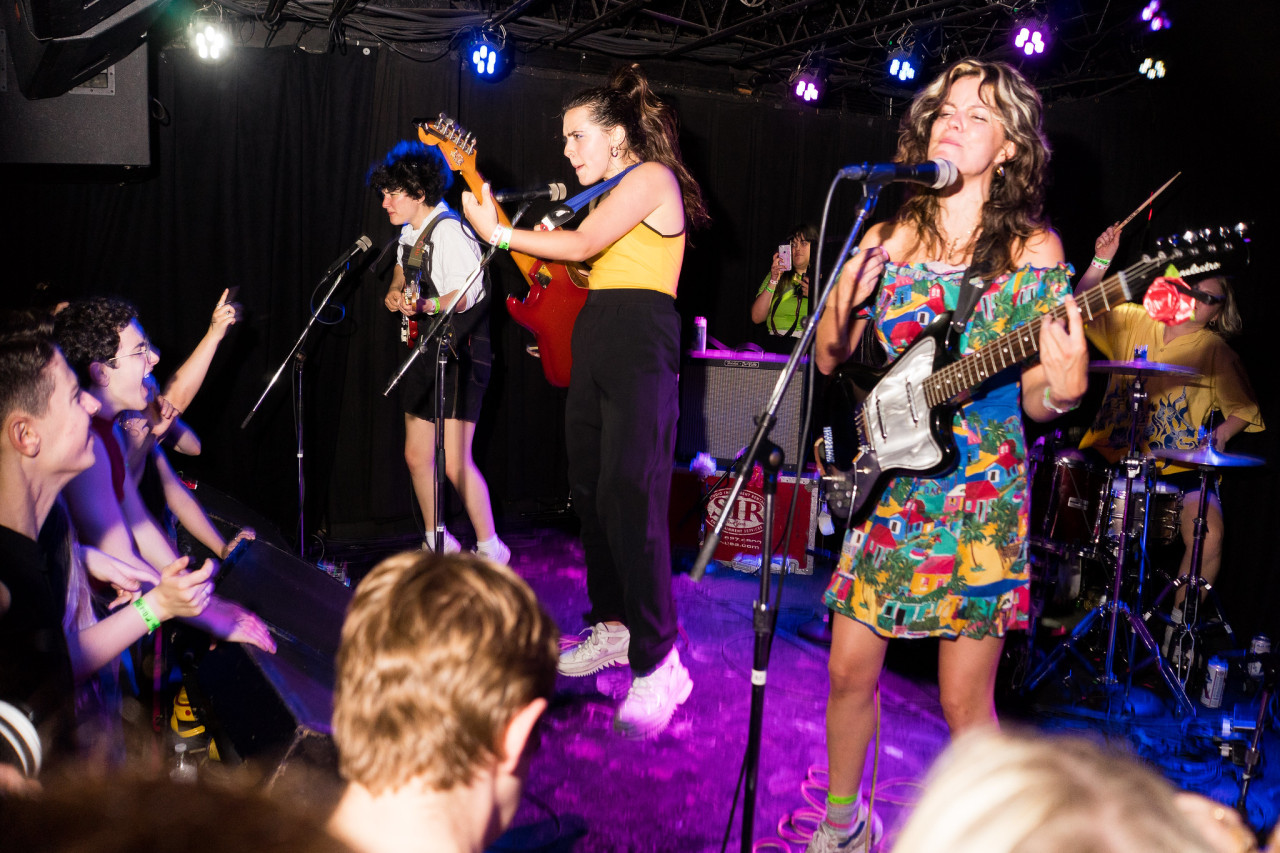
[1079,303,1264,474]
[586,221,684,297]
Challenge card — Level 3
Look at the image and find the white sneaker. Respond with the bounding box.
[613,647,693,740]
[474,537,511,566]
[421,529,461,554]
[559,622,630,677]
[804,808,883,853]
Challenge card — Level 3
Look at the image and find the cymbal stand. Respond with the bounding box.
[1141,463,1235,683]
[1026,373,1194,716]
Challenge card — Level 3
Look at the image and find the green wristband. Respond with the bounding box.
[133,597,161,633]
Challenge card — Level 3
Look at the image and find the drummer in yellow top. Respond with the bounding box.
[1074,224,1264,612]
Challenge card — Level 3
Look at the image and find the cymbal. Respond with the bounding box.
[1153,446,1266,468]
[1089,359,1201,377]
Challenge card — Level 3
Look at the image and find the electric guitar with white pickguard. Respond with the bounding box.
[821,225,1249,526]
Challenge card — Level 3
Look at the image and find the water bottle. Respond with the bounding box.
[170,741,198,784]
[691,313,711,350]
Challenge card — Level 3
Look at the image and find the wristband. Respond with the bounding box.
[1042,386,1079,415]
[1090,255,1112,271]
[497,227,512,251]
[422,297,440,315]
[133,597,161,633]
[488,224,505,247]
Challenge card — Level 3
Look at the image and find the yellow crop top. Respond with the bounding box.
[585,221,685,297]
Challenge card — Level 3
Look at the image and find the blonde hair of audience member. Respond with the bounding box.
[891,729,1219,853]
[332,551,558,794]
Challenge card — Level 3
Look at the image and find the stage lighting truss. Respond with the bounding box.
[1138,56,1166,80]
[466,25,511,81]
[189,5,231,62]
[1012,18,1048,57]
[886,48,919,84]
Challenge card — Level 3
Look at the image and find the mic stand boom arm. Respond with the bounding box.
[241,260,362,554]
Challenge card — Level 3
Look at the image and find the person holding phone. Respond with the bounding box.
[751,224,816,352]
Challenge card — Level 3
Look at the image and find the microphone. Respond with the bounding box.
[839,159,958,189]
[324,236,373,277]
[493,183,568,204]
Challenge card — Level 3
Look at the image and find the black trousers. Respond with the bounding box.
[566,289,680,675]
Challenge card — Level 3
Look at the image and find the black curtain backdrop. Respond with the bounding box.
[2,1,1276,636]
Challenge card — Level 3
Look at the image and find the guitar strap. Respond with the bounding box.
[404,209,460,286]
[945,269,987,353]
[539,164,641,229]
[403,209,486,337]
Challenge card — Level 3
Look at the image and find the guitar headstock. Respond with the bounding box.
[1146,223,1250,282]
[416,114,477,176]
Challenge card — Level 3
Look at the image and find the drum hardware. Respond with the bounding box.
[1142,445,1261,684]
[1025,366,1196,716]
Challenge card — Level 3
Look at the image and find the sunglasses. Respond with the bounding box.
[1190,289,1224,306]
[1173,282,1225,306]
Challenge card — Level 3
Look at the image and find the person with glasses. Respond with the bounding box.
[1075,224,1264,616]
[53,298,275,654]
[751,224,816,352]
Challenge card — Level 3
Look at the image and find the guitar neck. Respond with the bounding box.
[451,166,546,279]
[922,257,1165,406]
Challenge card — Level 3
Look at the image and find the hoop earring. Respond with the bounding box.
[610,146,619,158]
[996,164,1006,178]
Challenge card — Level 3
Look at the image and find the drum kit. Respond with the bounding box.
[1023,356,1264,715]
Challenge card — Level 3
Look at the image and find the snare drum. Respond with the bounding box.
[1030,453,1108,553]
[1106,478,1182,546]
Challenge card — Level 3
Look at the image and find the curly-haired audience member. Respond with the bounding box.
[328,551,558,853]
[54,297,275,654]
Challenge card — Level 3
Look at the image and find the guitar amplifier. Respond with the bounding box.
[676,350,809,467]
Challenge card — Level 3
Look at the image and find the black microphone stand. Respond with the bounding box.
[694,179,883,852]
[242,260,361,555]
[383,221,506,553]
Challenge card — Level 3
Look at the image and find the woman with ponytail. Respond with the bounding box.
[464,64,708,740]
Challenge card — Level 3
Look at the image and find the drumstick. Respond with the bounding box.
[1116,171,1181,230]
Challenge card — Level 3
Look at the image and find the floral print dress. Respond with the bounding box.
[824,261,1073,639]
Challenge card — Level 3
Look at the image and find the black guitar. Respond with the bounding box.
[821,226,1249,526]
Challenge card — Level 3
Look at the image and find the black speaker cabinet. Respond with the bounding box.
[1,0,166,100]
[676,350,809,467]
[181,540,350,795]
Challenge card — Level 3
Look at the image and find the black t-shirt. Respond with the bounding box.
[0,522,75,766]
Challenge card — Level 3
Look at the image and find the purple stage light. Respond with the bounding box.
[1013,23,1048,56]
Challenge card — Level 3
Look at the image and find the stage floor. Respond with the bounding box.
[409,521,1280,853]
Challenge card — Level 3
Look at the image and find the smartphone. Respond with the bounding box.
[778,243,792,271]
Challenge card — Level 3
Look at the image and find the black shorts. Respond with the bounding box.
[399,327,492,423]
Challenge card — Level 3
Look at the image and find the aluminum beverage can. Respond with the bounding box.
[1201,656,1227,708]
[1248,634,1271,679]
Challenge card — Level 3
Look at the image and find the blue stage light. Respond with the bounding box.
[887,49,918,83]
[466,29,510,81]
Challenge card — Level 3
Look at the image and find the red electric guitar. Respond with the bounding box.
[417,115,586,388]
